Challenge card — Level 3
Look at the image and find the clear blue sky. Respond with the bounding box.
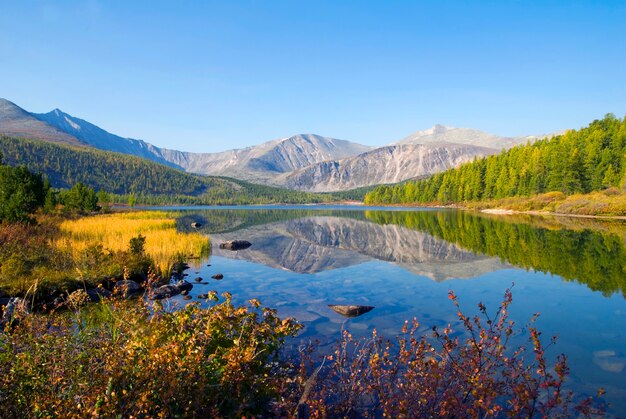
[1,0,625,152]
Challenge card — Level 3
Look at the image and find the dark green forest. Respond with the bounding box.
[365,210,626,297]
[365,114,626,205]
[0,136,362,205]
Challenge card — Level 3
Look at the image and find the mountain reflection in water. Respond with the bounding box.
[178,208,626,295]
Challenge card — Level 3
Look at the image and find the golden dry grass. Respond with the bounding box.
[467,189,626,216]
[54,211,210,273]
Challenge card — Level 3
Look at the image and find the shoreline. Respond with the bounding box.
[479,208,626,221]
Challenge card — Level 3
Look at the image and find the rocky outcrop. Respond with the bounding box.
[219,240,251,250]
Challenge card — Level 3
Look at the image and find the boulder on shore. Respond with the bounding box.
[328,304,375,318]
[114,280,142,299]
[150,280,193,300]
[87,287,112,303]
[219,240,251,251]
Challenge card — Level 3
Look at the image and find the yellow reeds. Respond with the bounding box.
[54,211,210,274]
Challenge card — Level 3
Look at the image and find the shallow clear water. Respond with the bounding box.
[153,205,626,413]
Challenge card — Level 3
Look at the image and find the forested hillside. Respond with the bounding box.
[0,136,346,204]
[365,114,626,205]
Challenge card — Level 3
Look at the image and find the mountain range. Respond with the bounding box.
[0,98,547,192]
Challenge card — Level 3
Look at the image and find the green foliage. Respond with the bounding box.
[128,234,146,255]
[0,165,46,223]
[59,182,98,212]
[365,114,626,206]
[95,190,111,210]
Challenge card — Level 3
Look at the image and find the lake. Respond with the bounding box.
[152,205,626,413]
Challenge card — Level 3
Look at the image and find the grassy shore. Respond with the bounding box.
[0,211,209,299]
[375,189,626,218]
[465,189,626,218]
[54,211,210,274]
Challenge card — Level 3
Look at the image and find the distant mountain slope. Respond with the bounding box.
[0,135,337,204]
[395,124,537,149]
[158,134,373,182]
[280,143,498,192]
[32,108,181,168]
[0,99,85,147]
[24,101,372,181]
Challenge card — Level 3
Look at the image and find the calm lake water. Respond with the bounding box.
[153,205,626,414]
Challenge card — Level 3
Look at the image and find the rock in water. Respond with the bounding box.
[211,273,224,280]
[328,304,375,318]
[219,240,252,251]
[191,222,202,229]
[150,280,193,300]
[113,280,142,299]
[150,284,180,300]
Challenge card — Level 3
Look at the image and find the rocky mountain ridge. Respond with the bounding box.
[279,142,498,192]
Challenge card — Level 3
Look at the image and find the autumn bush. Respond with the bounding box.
[296,289,604,417]
[0,292,302,417]
[0,286,603,417]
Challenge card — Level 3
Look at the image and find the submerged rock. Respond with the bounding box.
[328,304,375,318]
[219,240,251,251]
[176,280,193,292]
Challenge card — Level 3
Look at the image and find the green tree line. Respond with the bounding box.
[365,114,626,205]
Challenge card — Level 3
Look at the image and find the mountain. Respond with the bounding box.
[280,143,498,192]
[155,134,373,183]
[395,124,537,149]
[32,108,180,168]
[0,98,549,194]
[27,103,372,182]
[0,99,85,147]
